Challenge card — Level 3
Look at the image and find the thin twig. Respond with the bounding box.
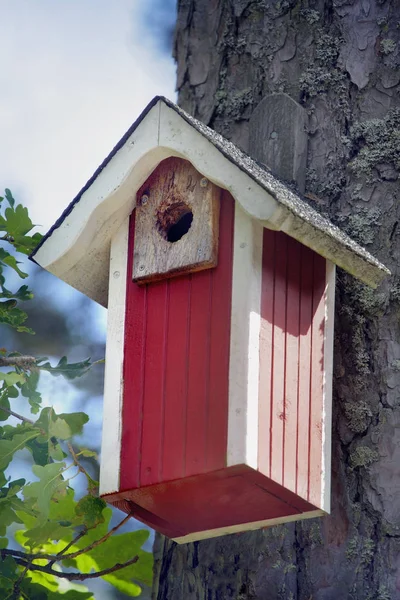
[67,441,99,488]
[48,527,89,568]
[57,512,133,560]
[0,406,35,425]
[11,554,139,581]
[1,512,134,563]
[11,558,32,600]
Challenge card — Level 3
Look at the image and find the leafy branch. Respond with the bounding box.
[0,190,152,599]
[5,553,139,582]
[2,512,134,564]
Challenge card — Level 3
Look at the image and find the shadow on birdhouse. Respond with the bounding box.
[31,96,389,543]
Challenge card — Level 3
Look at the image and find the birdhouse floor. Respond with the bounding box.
[102,464,321,543]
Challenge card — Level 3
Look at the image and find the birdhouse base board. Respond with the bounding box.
[102,465,321,543]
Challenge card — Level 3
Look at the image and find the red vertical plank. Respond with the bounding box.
[162,276,191,481]
[283,237,301,493]
[139,282,169,486]
[120,213,147,491]
[296,245,314,499]
[258,229,276,477]
[308,254,326,507]
[121,186,234,492]
[206,190,234,471]
[185,270,212,477]
[270,233,288,485]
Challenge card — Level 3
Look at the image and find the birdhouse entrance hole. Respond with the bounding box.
[156,200,194,243]
[133,157,220,283]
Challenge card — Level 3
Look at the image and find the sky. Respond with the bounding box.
[1,2,177,597]
[0,0,177,231]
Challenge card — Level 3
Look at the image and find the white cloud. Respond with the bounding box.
[0,0,176,230]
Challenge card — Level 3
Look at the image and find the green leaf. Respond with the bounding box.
[0,538,8,548]
[58,411,89,436]
[72,508,152,594]
[7,385,19,398]
[19,577,94,599]
[0,284,33,301]
[16,519,71,549]
[13,231,43,255]
[0,479,33,536]
[26,438,51,466]
[0,391,11,421]
[4,188,15,208]
[0,429,41,470]
[35,407,88,441]
[0,247,28,278]
[75,496,107,528]
[78,448,98,458]
[37,356,92,380]
[0,371,25,386]
[0,300,33,333]
[17,489,81,547]
[3,204,34,237]
[0,299,17,309]
[23,462,68,523]
[21,371,42,413]
[0,555,18,591]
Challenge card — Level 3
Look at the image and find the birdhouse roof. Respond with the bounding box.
[31,96,389,306]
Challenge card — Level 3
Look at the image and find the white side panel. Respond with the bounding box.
[227,204,263,469]
[173,509,325,544]
[99,220,129,495]
[321,261,335,513]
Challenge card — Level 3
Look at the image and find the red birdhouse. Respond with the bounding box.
[32,96,389,543]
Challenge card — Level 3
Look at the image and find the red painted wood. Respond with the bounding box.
[258,231,327,507]
[120,182,234,491]
[270,233,287,485]
[120,212,146,490]
[283,237,301,493]
[185,271,212,477]
[140,282,169,486]
[308,254,326,506]
[206,189,234,471]
[105,465,318,540]
[162,276,191,481]
[258,229,275,477]
[296,245,314,500]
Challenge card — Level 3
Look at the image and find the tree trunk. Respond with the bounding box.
[154,1,400,598]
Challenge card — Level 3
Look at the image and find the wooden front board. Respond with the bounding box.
[133,157,220,283]
[120,189,234,491]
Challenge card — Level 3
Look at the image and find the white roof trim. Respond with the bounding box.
[31,97,389,305]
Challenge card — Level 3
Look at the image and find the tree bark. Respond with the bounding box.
[154,1,400,598]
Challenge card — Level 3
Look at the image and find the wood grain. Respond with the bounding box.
[133,157,220,283]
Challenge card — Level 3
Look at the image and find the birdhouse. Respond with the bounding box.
[31,96,389,543]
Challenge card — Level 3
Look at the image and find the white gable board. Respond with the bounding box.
[31,97,389,305]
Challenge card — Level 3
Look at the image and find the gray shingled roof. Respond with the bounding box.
[31,96,390,288]
[165,98,389,285]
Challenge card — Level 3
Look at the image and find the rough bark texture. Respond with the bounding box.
[154,1,400,598]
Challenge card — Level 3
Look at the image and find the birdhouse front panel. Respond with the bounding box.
[120,178,234,491]
[101,157,335,542]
